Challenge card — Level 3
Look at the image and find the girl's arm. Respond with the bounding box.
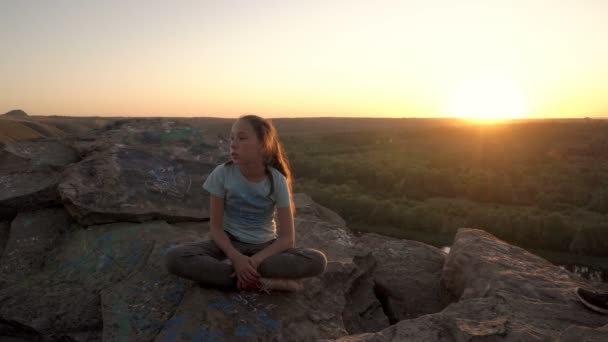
[209,194,260,286]
[208,194,241,261]
[251,206,295,266]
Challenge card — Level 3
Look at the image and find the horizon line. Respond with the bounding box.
[7,114,608,120]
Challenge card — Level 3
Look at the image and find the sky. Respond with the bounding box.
[1,0,607,119]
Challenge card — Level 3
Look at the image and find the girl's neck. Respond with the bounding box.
[238,162,266,181]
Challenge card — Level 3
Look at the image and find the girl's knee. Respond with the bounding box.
[313,250,328,273]
[302,248,327,275]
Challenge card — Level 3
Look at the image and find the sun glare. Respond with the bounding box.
[446,78,528,123]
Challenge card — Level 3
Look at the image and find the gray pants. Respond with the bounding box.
[165,236,327,289]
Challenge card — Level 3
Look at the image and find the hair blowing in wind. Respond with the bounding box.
[226,114,295,214]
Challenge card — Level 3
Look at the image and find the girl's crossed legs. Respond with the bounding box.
[165,238,327,289]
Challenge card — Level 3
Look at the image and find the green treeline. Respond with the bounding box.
[281,120,608,256]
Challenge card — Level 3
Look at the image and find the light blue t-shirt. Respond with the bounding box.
[202,163,291,244]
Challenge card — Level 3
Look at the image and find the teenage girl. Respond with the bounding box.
[165,115,327,292]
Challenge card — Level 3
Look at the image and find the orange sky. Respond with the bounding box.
[1,0,607,119]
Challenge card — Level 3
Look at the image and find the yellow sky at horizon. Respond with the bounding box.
[1,0,607,119]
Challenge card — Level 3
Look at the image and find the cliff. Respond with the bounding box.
[0,119,606,341]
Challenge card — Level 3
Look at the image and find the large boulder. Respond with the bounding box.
[0,192,449,341]
[59,119,227,225]
[0,220,201,341]
[1,141,79,170]
[0,141,79,219]
[0,208,72,288]
[354,234,446,325]
[333,228,608,341]
[150,194,401,341]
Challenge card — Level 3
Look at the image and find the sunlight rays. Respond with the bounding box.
[446,78,529,122]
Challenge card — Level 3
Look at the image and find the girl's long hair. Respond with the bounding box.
[224,114,295,215]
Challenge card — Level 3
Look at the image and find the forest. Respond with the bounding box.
[278,119,608,260]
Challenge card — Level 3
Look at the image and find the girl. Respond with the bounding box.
[165,115,327,292]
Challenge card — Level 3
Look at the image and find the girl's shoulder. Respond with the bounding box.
[268,166,287,182]
[209,162,235,177]
[217,161,236,171]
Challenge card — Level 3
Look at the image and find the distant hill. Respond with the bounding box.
[2,109,29,118]
[0,112,119,142]
[0,118,63,142]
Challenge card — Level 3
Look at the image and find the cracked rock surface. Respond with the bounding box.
[0,119,606,341]
[332,228,608,342]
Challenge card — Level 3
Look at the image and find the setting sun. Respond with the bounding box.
[446,78,529,122]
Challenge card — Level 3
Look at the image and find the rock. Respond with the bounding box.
[557,323,608,342]
[58,119,227,225]
[0,141,79,219]
[100,222,202,342]
[341,253,390,334]
[0,208,72,288]
[151,196,382,341]
[0,203,395,341]
[354,233,446,324]
[1,140,79,171]
[293,193,346,227]
[0,221,202,341]
[2,118,607,341]
[333,228,608,341]
[0,172,62,219]
[293,193,355,261]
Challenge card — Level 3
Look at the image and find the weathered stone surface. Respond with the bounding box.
[0,220,9,256]
[59,119,227,225]
[0,173,63,219]
[0,208,72,288]
[0,221,201,341]
[557,323,608,342]
[99,222,203,342]
[292,193,356,262]
[293,193,346,227]
[0,198,374,341]
[333,228,608,342]
[67,118,226,160]
[0,141,77,219]
[341,253,390,334]
[147,196,446,341]
[151,194,378,341]
[2,119,607,341]
[1,141,79,170]
[289,195,447,335]
[355,233,446,324]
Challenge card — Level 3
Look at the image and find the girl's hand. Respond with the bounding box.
[249,255,263,270]
[229,254,260,289]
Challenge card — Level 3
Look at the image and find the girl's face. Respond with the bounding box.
[230,119,264,166]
